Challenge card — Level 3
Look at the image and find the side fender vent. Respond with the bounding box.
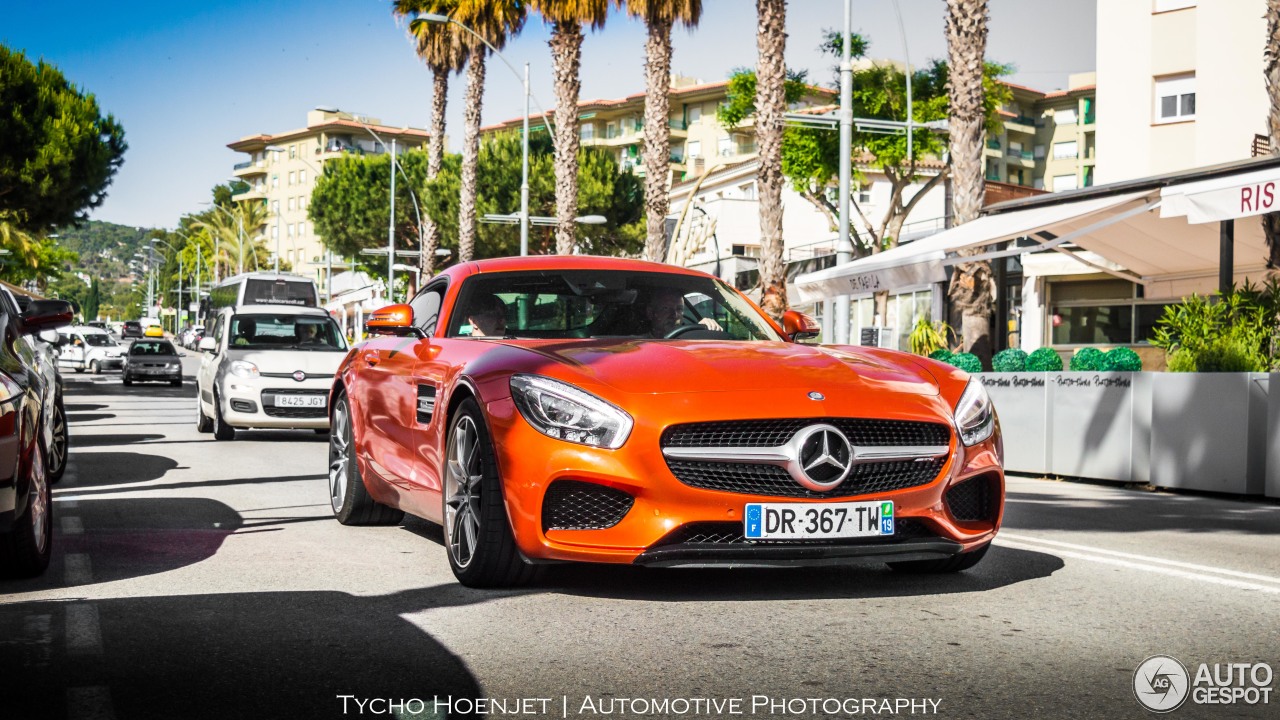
[417,384,437,423]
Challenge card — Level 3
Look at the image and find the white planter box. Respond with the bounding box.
[1150,373,1269,495]
[1266,373,1280,499]
[975,373,1050,475]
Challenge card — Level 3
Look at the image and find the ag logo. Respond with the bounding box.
[1134,655,1190,713]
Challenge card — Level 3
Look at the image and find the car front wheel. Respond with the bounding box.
[328,394,401,526]
[48,395,68,483]
[212,390,235,441]
[0,443,52,578]
[195,393,212,434]
[442,399,537,588]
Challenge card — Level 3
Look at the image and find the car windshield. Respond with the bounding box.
[130,341,176,356]
[228,314,347,351]
[83,334,115,347]
[445,270,782,342]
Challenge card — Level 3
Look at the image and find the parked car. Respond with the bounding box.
[122,339,184,386]
[181,325,205,349]
[196,305,346,440]
[122,320,143,339]
[0,291,74,578]
[9,293,69,485]
[143,325,165,338]
[328,257,1005,588]
[57,325,126,374]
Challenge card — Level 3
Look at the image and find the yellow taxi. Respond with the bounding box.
[143,325,165,338]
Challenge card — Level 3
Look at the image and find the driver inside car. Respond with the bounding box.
[643,288,721,337]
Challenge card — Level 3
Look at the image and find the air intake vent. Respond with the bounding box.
[542,481,634,532]
[945,476,996,522]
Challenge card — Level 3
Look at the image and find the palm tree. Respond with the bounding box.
[452,0,526,262]
[397,0,468,275]
[623,0,702,263]
[755,0,787,310]
[944,0,993,363]
[194,201,269,277]
[530,0,610,255]
[1264,0,1280,270]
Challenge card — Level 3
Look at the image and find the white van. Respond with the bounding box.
[57,325,126,373]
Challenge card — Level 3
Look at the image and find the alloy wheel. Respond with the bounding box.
[328,399,350,513]
[49,404,67,478]
[30,446,48,556]
[444,415,483,569]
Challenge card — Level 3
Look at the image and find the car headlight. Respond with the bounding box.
[954,380,996,446]
[167,362,180,370]
[229,360,259,378]
[510,374,633,449]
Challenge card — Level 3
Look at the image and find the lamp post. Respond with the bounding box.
[152,238,182,333]
[415,13,555,256]
[200,201,246,275]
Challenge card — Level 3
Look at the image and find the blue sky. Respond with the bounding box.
[6,0,1095,230]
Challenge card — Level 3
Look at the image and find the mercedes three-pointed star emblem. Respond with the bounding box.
[792,424,854,491]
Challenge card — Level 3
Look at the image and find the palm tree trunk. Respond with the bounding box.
[944,0,994,365]
[755,0,788,310]
[642,15,674,263]
[459,53,486,263]
[1264,0,1280,270]
[424,66,448,275]
[550,21,583,256]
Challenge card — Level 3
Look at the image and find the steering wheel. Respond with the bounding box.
[664,323,705,339]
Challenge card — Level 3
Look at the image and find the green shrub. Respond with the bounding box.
[908,316,952,356]
[928,349,953,363]
[1166,348,1196,372]
[947,352,983,374]
[992,348,1028,372]
[1101,347,1142,372]
[1070,347,1105,371]
[1025,347,1063,371]
[1194,337,1267,372]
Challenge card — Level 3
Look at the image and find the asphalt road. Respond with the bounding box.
[2,352,1278,720]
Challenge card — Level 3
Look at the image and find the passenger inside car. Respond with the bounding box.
[464,293,508,337]
[642,288,722,337]
[233,318,256,346]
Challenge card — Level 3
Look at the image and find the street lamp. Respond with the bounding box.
[414,12,556,257]
[200,201,246,275]
[151,238,183,333]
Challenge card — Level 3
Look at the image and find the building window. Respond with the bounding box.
[300,169,308,184]
[856,182,871,204]
[287,197,295,211]
[1034,145,1046,159]
[1055,108,1077,125]
[1155,74,1196,122]
[718,137,734,157]
[580,123,595,141]
[1053,174,1079,191]
[288,171,296,186]
[1053,141,1079,159]
[289,144,297,159]
[687,140,701,159]
[271,200,279,213]
[740,182,758,200]
[271,226,279,240]
[1153,0,1195,12]
[271,175,278,189]
[688,105,702,124]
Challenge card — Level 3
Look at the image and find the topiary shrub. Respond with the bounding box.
[1166,348,1196,372]
[928,349,953,363]
[947,352,983,374]
[1025,347,1063,372]
[992,348,1028,372]
[1101,347,1142,371]
[1070,347,1105,371]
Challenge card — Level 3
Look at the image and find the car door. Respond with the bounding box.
[197,314,224,409]
[60,333,85,369]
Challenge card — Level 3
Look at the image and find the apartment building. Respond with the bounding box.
[480,75,836,183]
[226,108,429,292]
[1095,0,1267,183]
[983,74,1098,192]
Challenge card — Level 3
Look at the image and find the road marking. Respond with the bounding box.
[65,604,103,656]
[997,533,1280,594]
[65,553,92,585]
[67,686,116,720]
[60,498,80,509]
[62,516,84,535]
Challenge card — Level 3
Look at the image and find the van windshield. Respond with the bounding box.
[229,314,346,351]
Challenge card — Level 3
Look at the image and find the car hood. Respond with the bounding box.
[509,340,939,396]
[230,349,345,375]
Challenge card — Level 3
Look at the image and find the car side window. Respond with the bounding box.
[410,282,446,336]
[213,315,224,346]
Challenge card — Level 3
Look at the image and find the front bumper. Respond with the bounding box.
[484,389,1004,567]
[219,375,333,430]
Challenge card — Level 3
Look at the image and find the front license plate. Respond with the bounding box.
[275,395,326,408]
[744,501,894,540]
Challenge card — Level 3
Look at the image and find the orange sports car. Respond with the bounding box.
[329,256,1003,587]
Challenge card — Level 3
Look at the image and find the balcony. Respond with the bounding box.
[232,185,267,202]
[232,159,267,178]
[1005,115,1036,135]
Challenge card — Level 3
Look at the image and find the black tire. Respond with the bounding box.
[170,379,182,387]
[212,390,235,441]
[0,443,52,578]
[313,428,329,435]
[47,395,68,483]
[887,541,990,574]
[90,360,100,374]
[328,394,402,526]
[122,375,132,386]
[74,368,84,374]
[442,399,537,588]
[195,392,213,433]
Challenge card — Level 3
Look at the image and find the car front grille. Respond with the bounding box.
[541,480,634,532]
[945,474,997,522]
[661,418,951,499]
[651,517,934,547]
[261,389,328,419]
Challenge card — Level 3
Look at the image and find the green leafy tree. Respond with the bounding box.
[83,277,101,321]
[309,150,429,269]
[0,46,126,232]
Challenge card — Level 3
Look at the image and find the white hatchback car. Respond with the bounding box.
[196,305,348,440]
[57,325,126,374]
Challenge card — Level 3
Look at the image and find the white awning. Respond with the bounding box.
[1160,165,1280,224]
[794,191,1152,301]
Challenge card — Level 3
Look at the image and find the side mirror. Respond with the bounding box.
[198,337,216,353]
[781,310,821,343]
[178,352,187,357]
[21,300,74,335]
[365,304,416,337]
